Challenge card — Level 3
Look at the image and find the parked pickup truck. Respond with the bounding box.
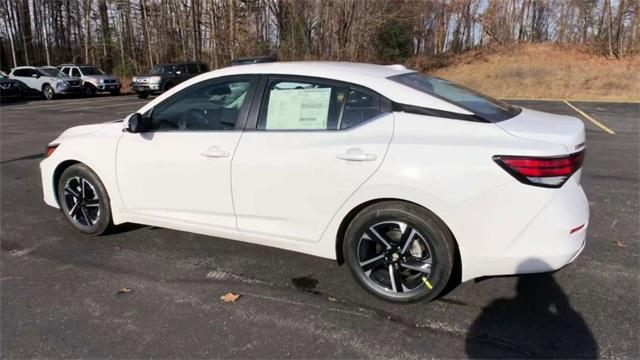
[131,62,208,98]
[59,64,121,96]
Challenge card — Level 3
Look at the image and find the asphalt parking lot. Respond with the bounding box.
[1,95,638,358]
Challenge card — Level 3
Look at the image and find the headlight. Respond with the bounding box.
[149,76,162,83]
[132,77,138,82]
[99,79,105,84]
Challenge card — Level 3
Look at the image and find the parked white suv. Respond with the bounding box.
[9,66,83,100]
[59,64,121,96]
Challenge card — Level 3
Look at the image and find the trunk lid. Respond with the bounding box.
[496,107,586,153]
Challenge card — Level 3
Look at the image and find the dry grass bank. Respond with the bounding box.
[427,44,639,102]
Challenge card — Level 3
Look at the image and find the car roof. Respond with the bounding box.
[227,61,412,79]
[160,62,206,66]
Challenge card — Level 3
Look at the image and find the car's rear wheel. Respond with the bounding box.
[137,92,148,99]
[42,84,55,100]
[343,201,455,303]
[110,89,120,96]
[57,164,112,235]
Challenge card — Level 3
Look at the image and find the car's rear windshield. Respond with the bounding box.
[389,72,521,122]
[38,68,66,77]
[80,67,104,75]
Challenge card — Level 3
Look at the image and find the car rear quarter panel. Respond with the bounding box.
[319,112,571,280]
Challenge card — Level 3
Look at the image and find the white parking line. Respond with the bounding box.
[62,102,146,112]
[563,101,616,135]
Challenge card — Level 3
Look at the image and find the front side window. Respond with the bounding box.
[71,68,81,77]
[258,80,346,130]
[390,72,520,122]
[149,79,252,131]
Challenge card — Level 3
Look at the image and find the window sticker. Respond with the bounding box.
[265,88,332,130]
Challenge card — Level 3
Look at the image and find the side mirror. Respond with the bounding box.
[124,113,149,133]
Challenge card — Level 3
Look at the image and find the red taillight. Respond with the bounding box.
[493,151,584,188]
[45,144,59,157]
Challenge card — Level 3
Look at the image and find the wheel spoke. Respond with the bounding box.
[389,265,403,293]
[64,185,80,199]
[68,202,79,217]
[81,179,87,199]
[80,206,93,226]
[366,228,391,249]
[359,254,385,272]
[85,199,100,208]
[399,227,417,254]
[400,257,432,273]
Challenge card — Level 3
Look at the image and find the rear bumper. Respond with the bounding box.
[460,177,589,281]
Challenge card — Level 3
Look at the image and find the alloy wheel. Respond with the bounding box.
[43,86,54,100]
[62,176,101,229]
[357,221,433,294]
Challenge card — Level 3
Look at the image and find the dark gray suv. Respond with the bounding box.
[131,62,208,99]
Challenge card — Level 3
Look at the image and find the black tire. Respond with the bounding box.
[137,92,149,99]
[42,84,55,100]
[110,89,121,96]
[57,164,113,235]
[84,84,96,97]
[343,201,455,303]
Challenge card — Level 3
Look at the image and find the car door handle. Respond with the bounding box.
[201,149,230,158]
[336,148,377,162]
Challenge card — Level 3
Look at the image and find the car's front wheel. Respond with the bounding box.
[343,201,455,303]
[57,164,113,235]
[42,84,55,100]
[84,84,96,97]
[137,92,148,99]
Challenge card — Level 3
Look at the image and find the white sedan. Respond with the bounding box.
[40,61,588,302]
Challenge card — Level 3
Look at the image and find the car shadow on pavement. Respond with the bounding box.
[465,259,598,359]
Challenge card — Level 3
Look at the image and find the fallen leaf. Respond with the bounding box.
[220,292,241,303]
[328,297,337,302]
[613,240,627,248]
[117,287,132,295]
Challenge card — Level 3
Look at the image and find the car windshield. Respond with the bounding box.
[390,72,521,122]
[80,67,105,75]
[38,68,67,77]
[149,65,176,75]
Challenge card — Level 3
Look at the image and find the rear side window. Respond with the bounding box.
[13,69,32,77]
[259,80,343,130]
[186,64,199,74]
[258,79,386,130]
[71,68,81,77]
[340,88,382,129]
[390,72,520,122]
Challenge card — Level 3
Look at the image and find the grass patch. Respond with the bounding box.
[423,44,639,102]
